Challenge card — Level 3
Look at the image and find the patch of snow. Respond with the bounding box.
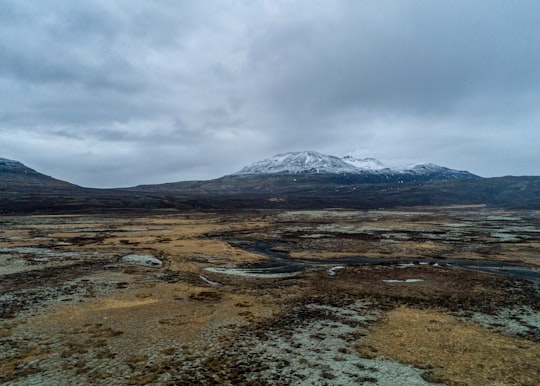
[383,279,425,283]
[328,266,346,276]
[398,263,416,268]
[341,155,386,170]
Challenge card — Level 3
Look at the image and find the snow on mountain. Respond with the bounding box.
[234,151,479,180]
[341,156,386,170]
[235,151,361,174]
[403,163,477,179]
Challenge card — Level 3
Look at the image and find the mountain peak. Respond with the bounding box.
[235,151,360,175]
[233,151,479,181]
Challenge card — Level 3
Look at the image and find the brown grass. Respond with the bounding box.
[357,306,540,386]
[1,209,539,383]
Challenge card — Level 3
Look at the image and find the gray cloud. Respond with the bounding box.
[0,0,539,187]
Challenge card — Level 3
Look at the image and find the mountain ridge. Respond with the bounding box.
[1,155,539,213]
[233,151,479,181]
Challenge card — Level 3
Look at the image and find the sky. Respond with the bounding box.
[1,0,539,187]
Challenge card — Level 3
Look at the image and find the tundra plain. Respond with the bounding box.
[1,207,539,385]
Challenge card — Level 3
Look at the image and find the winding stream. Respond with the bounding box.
[209,240,540,283]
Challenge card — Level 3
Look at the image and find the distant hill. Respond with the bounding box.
[1,155,538,213]
[129,173,540,210]
[0,157,80,193]
[0,157,167,213]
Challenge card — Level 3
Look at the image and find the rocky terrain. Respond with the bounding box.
[1,207,539,385]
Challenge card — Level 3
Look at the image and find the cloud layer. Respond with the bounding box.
[1,0,539,187]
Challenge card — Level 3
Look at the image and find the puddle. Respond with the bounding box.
[383,279,424,283]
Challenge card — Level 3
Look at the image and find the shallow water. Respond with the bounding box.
[227,240,540,283]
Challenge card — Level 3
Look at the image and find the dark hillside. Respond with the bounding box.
[0,158,78,193]
[1,157,538,213]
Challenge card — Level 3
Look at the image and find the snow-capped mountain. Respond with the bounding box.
[3,155,539,214]
[235,151,360,175]
[234,151,479,181]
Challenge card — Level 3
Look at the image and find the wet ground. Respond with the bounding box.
[1,207,539,385]
[209,239,540,283]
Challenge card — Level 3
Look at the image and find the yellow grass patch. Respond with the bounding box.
[358,306,540,385]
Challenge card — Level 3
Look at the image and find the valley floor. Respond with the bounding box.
[1,207,539,385]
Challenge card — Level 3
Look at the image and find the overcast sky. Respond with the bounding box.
[1,0,539,187]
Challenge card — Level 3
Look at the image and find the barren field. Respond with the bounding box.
[1,207,539,385]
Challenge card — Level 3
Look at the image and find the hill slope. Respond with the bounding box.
[1,155,538,213]
[0,157,77,192]
[0,158,170,214]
